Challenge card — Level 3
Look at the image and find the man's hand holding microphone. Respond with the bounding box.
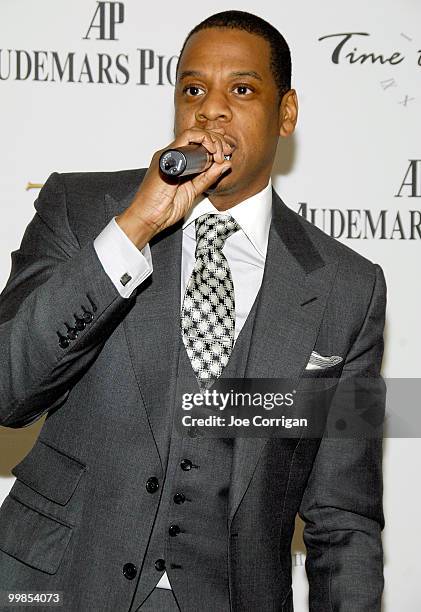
[115,128,234,250]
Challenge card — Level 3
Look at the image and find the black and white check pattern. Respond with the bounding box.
[181,213,240,390]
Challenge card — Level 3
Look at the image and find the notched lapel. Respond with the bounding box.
[228,191,339,523]
[104,191,183,470]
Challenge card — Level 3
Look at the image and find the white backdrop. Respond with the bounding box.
[0,1,420,609]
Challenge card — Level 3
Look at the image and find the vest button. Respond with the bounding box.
[122,562,137,580]
[154,558,166,571]
[168,524,181,537]
[145,477,159,493]
[180,459,192,471]
[173,492,186,504]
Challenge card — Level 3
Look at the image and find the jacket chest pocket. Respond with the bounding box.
[0,439,87,574]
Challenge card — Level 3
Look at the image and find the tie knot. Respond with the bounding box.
[195,213,240,255]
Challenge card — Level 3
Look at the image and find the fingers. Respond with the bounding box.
[130,130,234,237]
[171,127,233,164]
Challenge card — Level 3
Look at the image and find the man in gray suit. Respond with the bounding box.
[0,10,386,612]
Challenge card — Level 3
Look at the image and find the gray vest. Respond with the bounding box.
[131,291,261,612]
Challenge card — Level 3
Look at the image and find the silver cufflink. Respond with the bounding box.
[120,273,132,287]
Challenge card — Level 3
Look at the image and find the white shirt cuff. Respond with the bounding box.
[93,217,153,298]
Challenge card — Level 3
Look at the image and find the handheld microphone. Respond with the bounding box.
[159,144,231,177]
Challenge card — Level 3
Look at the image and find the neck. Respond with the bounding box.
[207,175,271,211]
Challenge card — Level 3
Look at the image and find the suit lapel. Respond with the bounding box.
[104,189,183,472]
[228,190,339,523]
[104,183,339,512]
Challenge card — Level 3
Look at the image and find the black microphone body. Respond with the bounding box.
[159,144,213,177]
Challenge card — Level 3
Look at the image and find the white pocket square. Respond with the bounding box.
[305,351,343,371]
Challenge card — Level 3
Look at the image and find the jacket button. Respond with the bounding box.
[122,562,137,580]
[173,493,185,504]
[168,524,181,537]
[74,315,86,331]
[66,327,78,341]
[145,477,159,494]
[58,335,70,349]
[154,558,166,571]
[180,459,192,471]
[82,309,94,324]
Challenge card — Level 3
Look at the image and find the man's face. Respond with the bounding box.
[174,27,296,205]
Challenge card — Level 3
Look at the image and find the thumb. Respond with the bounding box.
[190,162,231,197]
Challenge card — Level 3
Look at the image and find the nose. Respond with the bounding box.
[195,89,232,125]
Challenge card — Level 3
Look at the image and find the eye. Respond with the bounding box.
[233,85,254,95]
[183,85,205,97]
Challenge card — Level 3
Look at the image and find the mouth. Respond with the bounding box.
[221,134,237,162]
[223,144,236,162]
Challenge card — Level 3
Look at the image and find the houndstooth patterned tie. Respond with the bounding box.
[181,213,240,390]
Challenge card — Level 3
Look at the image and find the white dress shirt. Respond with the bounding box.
[93,179,273,589]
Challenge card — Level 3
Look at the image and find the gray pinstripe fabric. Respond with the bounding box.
[136,587,180,611]
[0,169,386,611]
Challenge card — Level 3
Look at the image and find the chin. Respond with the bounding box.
[204,170,234,196]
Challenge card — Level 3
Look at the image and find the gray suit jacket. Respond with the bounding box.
[0,169,386,611]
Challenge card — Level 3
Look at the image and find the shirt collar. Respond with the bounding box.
[182,178,272,258]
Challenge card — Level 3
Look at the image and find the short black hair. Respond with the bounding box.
[177,10,292,101]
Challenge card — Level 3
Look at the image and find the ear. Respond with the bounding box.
[279,89,298,137]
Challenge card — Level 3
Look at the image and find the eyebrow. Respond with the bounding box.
[178,70,263,81]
